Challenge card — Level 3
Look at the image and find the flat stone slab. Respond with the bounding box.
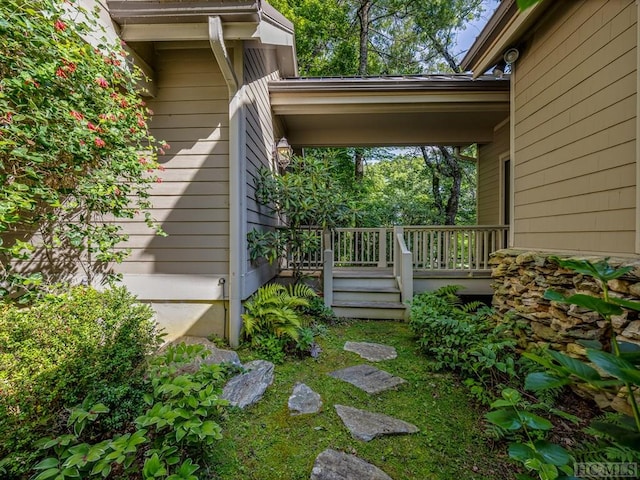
[221,360,274,409]
[335,405,419,442]
[344,341,397,361]
[166,336,242,372]
[288,382,322,415]
[310,448,393,480]
[328,364,406,394]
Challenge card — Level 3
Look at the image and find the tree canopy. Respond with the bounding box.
[269,0,484,76]
[270,0,486,226]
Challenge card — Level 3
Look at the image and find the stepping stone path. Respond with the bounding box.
[344,341,397,361]
[334,404,418,441]
[310,449,393,480]
[328,364,406,394]
[288,382,323,415]
[214,338,414,478]
[221,359,274,409]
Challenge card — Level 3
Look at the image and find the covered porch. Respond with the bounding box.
[270,74,511,317]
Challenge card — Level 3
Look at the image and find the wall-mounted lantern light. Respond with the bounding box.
[275,137,293,169]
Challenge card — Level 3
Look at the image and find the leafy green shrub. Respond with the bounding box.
[136,343,231,476]
[409,285,519,402]
[241,283,320,362]
[29,343,231,480]
[247,154,357,280]
[0,286,162,476]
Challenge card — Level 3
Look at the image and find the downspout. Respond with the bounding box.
[209,16,244,347]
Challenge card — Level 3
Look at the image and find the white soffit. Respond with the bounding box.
[120,20,293,46]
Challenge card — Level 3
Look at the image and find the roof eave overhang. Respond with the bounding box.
[270,78,510,115]
[460,0,549,78]
[269,76,510,147]
[106,0,297,76]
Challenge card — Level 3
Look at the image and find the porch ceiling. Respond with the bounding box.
[269,75,510,147]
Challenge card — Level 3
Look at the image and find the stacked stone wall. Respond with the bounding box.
[490,249,640,413]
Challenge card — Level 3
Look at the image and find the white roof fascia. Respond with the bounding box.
[119,19,292,46]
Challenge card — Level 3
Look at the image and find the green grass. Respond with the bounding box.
[209,320,516,479]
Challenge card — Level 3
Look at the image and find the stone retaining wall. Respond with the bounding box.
[490,249,640,413]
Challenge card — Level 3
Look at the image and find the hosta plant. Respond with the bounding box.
[526,258,640,453]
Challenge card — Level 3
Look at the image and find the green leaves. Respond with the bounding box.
[248,154,356,277]
[587,350,640,385]
[544,290,623,317]
[487,385,576,480]
[524,372,570,392]
[549,257,632,282]
[1,0,165,299]
[28,341,229,480]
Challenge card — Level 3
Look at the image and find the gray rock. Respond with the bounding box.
[334,405,419,442]
[328,364,406,394]
[622,320,640,340]
[344,341,397,361]
[288,382,322,415]
[168,336,242,371]
[310,448,392,480]
[221,360,274,409]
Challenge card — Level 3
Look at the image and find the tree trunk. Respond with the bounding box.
[354,149,364,181]
[354,0,372,181]
[420,146,444,221]
[438,146,462,225]
[357,0,372,76]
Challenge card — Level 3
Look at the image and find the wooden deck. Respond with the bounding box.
[287,225,505,318]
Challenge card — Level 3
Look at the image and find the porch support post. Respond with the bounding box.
[323,248,334,308]
[393,226,403,277]
[377,227,387,268]
[323,230,332,253]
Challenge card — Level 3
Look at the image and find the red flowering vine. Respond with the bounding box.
[95,77,108,88]
[1,0,167,303]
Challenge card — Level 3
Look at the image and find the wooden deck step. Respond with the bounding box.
[333,268,394,278]
[331,300,407,320]
[332,301,405,309]
[333,286,400,293]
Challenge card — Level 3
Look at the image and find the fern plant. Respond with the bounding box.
[241,283,318,361]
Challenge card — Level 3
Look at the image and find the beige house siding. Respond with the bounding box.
[478,121,510,225]
[513,0,637,254]
[243,46,281,297]
[114,47,230,340]
[116,48,230,276]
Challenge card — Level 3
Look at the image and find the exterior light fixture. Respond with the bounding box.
[275,137,293,169]
[503,48,520,65]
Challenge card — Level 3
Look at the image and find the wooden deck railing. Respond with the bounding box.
[403,225,508,271]
[285,225,508,272]
[393,227,413,311]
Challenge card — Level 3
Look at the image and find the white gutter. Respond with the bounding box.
[209,16,244,347]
